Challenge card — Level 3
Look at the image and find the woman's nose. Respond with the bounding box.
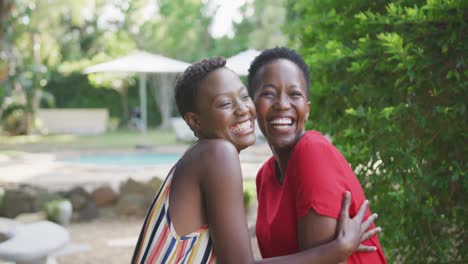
[235,100,249,115]
[274,93,291,110]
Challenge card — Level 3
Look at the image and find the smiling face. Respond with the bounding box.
[252,59,310,151]
[188,67,256,151]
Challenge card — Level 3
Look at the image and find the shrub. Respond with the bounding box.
[287,0,466,262]
[243,180,257,211]
[0,103,27,135]
[44,199,72,225]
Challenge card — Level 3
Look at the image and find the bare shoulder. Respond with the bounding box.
[187,139,242,184]
[190,139,239,163]
[176,139,240,184]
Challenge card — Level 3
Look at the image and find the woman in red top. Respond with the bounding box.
[248,47,387,263]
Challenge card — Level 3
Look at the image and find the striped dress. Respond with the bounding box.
[132,166,216,264]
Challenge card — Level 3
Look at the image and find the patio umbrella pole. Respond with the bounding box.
[139,73,147,133]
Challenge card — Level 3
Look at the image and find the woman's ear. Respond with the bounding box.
[184,112,200,133]
[306,101,311,120]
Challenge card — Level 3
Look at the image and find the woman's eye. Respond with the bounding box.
[219,101,232,108]
[290,91,303,97]
[261,91,275,97]
[241,94,250,101]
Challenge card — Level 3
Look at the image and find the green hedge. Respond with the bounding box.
[287,0,466,262]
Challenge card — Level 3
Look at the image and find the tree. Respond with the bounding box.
[0,0,91,134]
[246,0,288,49]
[0,0,13,51]
[287,0,466,262]
[0,0,13,86]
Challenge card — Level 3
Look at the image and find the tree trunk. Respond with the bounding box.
[23,32,41,134]
[0,0,13,51]
[24,110,33,135]
[152,74,177,129]
[119,86,129,123]
[0,0,13,82]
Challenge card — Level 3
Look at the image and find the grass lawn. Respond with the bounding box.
[0,129,187,152]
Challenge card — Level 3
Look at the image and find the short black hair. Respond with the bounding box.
[247,47,310,98]
[175,56,226,117]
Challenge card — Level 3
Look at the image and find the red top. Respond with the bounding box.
[255,131,386,263]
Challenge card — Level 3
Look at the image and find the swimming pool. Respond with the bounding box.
[63,153,181,166]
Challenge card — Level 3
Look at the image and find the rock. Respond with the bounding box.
[98,207,117,219]
[74,201,98,222]
[33,191,63,212]
[119,177,162,197]
[0,185,40,218]
[120,179,148,195]
[114,194,149,217]
[114,177,162,217]
[1,190,34,218]
[66,187,90,211]
[147,177,163,192]
[65,187,98,222]
[0,184,62,218]
[91,186,118,208]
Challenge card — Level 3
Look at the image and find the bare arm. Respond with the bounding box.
[200,140,254,263]
[298,193,380,264]
[201,141,378,264]
[298,209,346,264]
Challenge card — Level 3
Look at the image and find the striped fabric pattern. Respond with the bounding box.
[132,168,216,264]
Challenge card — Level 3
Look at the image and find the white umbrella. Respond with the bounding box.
[226,49,261,76]
[83,51,190,132]
[83,51,191,74]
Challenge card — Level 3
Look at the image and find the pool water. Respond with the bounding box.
[64,153,181,166]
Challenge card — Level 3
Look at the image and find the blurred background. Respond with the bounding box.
[0,0,466,263]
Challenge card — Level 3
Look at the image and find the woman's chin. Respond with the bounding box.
[234,136,256,151]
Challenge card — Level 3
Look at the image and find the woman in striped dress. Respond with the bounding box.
[132,164,215,263]
[132,57,380,264]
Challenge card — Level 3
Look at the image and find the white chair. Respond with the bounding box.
[171,117,197,142]
[0,219,69,264]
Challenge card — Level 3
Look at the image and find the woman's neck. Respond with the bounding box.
[271,146,293,185]
[270,131,307,184]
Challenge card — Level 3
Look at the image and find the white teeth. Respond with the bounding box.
[270,118,292,125]
[232,120,252,133]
